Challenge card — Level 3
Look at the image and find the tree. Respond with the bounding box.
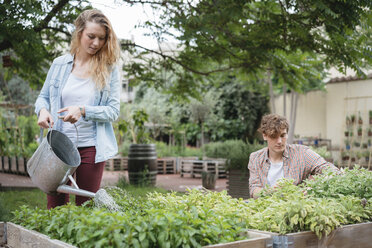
[120,0,371,142]
[0,0,90,88]
[121,0,371,80]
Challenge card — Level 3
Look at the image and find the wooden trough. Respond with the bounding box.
[0,222,76,248]
[252,222,372,248]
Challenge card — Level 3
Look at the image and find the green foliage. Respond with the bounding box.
[0,113,39,157]
[309,146,332,159]
[118,109,151,144]
[145,141,203,158]
[0,189,46,221]
[0,1,90,88]
[11,168,372,246]
[304,166,372,199]
[208,79,270,142]
[204,140,265,171]
[122,0,372,93]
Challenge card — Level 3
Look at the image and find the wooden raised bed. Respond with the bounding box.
[204,230,272,248]
[0,222,271,248]
[227,169,250,199]
[252,222,372,248]
[0,222,76,248]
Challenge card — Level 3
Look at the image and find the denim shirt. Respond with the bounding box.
[35,54,120,163]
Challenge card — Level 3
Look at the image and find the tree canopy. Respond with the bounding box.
[0,0,90,88]
[122,0,372,94]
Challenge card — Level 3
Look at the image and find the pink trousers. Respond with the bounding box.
[47,146,105,209]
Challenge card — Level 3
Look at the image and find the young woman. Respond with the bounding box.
[35,9,121,209]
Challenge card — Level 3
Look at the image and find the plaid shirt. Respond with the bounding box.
[248,144,338,198]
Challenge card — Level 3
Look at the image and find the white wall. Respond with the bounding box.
[272,79,372,148]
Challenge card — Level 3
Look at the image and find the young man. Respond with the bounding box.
[248,114,338,199]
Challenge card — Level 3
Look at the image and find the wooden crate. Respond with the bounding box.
[157,158,176,174]
[0,222,76,248]
[204,230,272,248]
[105,157,128,171]
[180,159,227,178]
[180,159,195,177]
[253,222,372,248]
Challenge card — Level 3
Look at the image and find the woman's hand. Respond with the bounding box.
[37,108,54,128]
[57,106,82,124]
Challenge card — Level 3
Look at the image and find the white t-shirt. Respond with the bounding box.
[267,161,284,187]
[61,73,95,147]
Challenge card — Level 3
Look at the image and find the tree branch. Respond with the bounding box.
[123,42,237,75]
[34,0,70,32]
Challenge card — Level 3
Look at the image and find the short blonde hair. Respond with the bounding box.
[258,114,289,138]
[70,9,120,89]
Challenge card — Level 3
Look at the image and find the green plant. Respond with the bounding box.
[12,167,372,246]
[203,140,265,171]
[118,109,151,144]
[310,146,331,159]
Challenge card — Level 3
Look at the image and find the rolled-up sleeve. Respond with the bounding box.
[248,153,262,198]
[84,66,121,122]
[304,148,339,175]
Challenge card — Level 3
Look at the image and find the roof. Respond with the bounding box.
[327,73,372,84]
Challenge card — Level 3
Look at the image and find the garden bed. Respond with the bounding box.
[0,222,75,248]
[0,222,272,248]
[252,222,372,248]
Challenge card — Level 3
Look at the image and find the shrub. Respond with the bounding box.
[203,140,265,171]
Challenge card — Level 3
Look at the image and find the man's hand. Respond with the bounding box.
[37,108,54,128]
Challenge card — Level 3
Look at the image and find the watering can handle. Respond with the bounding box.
[39,123,79,148]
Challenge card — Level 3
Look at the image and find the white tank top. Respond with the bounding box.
[61,73,95,147]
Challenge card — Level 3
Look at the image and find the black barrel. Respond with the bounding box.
[128,144,157,186]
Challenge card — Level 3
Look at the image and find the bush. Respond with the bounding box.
[203,140,265,171]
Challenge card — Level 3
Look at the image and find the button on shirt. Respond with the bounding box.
[248,144,339,198]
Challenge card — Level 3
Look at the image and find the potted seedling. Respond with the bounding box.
[351,114,356,124]
[353,141,361,147]
[341,150,350,161]
[358,112,363,125]
[346,116,352,127]
[368,128,372,137]
[369,110,372,124]
[357,126,363,136]
[363,151,370,163]
[344,139,351,150]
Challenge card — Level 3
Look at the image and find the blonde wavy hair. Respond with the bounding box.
[70,9,120,89]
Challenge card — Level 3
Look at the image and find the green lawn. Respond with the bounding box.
[0,182,169,222]
[0,189,47,221]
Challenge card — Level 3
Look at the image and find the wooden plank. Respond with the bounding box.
[0,222,5,246]
[204,230,272,248]
[251,222,372,248]
[6,222,76,248]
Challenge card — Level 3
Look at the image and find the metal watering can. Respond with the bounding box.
[27,126,96,198]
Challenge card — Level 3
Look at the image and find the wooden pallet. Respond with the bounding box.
[105,157,128,171]
[180,159,226,178]
[157,158,176,174]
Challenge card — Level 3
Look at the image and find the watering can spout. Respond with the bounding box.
[57,185,96,198]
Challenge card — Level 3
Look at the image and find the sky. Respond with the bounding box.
[90,0,163,49]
